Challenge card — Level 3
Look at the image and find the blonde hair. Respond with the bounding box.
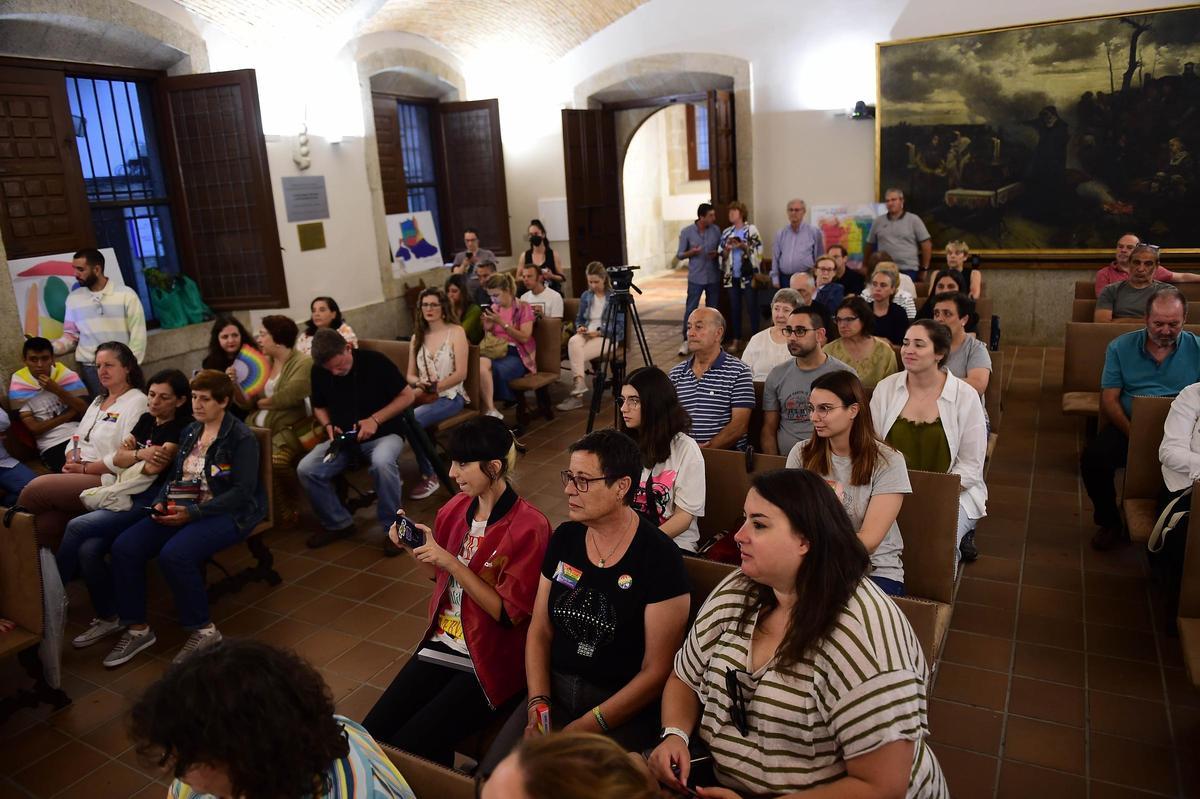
[945,240,970,255]
[515,733,663,799]
[485,271,518,298]
[727,199,749,222]
[585,261,612,292]
[871,261,900,290]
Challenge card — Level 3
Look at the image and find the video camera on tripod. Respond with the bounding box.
[604,264,640,295]
[586,265,653,432]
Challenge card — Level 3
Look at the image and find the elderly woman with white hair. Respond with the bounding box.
[740,288,802,381]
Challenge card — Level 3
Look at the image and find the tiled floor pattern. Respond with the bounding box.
[1,272,1197,797]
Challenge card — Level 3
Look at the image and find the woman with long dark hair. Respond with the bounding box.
[200,314,254,417]
[295,296,358,357]
[445,273,484,344]
[786,370,909,595]
[616,366,704,552]
[917,268,977,334]
[647,469,946,798]
[522,218,566,292]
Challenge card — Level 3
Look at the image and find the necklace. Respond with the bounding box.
[589,512,635,567]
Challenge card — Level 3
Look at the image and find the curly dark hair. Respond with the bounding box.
[202,315,253,371]
[129,640,349,798]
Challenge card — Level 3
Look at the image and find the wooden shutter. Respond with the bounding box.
[707,89,737,224]
[0,66,94,258]
[156,69,287,310]
[372,92,408,216]
[436,99,510,256]
[561,109,622,291]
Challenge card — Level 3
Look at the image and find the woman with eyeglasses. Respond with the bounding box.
[740,288,801,381]
[823,296,899,392]
[616,367,704,552]
[18,341,148,551]
[405,287,470,500]
[647,469,946,799]
[812,255,845,316]
[870,320,988,568]
[364,416,550,767]
[479,272,536,420]
[785,370,909,595]
[522,219,567,292]
[481,429,690,774]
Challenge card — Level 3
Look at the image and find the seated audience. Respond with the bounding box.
[485,733,661,799]
[1156,380,1200,632]
[298,330,415,552]
[519,263,564,318]
[740,288,801,381]
[0,407,36,505]
[130,640,416,799]
[59,369,190,651]
[1095,232,1200,297]
[719,200,764,350]
[871,321,988,566]
[482,430,690,770]
[945,239,982,299]
[616,366,705,552]
[296,296,358,357]
[1086,287,1200,550]
[866,264,912,345]
[824,296,899,391]
[405,287,469,500]
[931,292,991,398]
[559,263,624,411]
[200,314,255,416]
[446,273,484,344]
[788,270,815,306]
[102,370,265,668]
[452,226,496,271]
[762,305,855,455]
[812,255,845,315]
[917,269,973,326]
[863,260,917,318]
[364,416,551,766]
[830,243,865,296]
[785,371,909,595]
[1096,244,1170,322]
[523,219,567,292]
[9,336,88,472]
[472,259,499,305]
[17,342,147,550]
[647,469,945,798]
[480,272,537,419]
[669,308,756,451]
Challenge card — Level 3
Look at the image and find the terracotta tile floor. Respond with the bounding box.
[2,271,1198,797]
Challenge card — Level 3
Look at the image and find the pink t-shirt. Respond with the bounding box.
[1094,261,1175,296]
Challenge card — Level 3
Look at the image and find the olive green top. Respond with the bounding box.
[460,304,484,344]
[885,416,952,473]
[823,336,898,391]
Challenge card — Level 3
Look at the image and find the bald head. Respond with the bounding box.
[789,271,815,304]
[685,307,725,356]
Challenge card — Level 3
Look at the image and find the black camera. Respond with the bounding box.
[323,428,359,463]
[605,264,639,293]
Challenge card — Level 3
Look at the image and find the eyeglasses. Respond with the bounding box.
[724,668,750,736]
[834,315,858,324]
[560,470,609,492]
[805,402,848,417]
[781,326,815,337]
[92,295,105,316]
[615,395,641,408]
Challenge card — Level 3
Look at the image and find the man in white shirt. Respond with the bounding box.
[518,264,563,318]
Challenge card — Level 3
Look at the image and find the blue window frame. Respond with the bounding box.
[396,101,444,246]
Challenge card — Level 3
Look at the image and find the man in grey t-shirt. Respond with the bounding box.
[763,306,856,455]
[864,188,931,282]
[931,292,991,397]
[1095,244,1169,322]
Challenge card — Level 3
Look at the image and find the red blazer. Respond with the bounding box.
[422,487,551,707]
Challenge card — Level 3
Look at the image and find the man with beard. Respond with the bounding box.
[1086,286,1200,550]
[52,248,147,396]
[1094,234,1200,297]
[761,306,855,455]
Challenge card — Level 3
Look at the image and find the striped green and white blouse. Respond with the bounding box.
[675,572,948,798]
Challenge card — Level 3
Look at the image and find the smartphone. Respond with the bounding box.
[394,513,425,548]
[142,505,168,516]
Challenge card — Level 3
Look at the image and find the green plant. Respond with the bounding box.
[142,268,176,292]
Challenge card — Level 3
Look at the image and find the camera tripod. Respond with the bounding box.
[586,273,654,433]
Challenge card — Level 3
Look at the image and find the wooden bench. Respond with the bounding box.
[383,745,475,799]
[207,426,282,601]
[1062,323,1200,419]
[508,317,564,426]
[985,349,1003,466]
[1122,396,1175,544]
[358,338,482,435]
[1179,481,1200,687]
[697,448,787,550]
[896,470,962,667]
[1071,299,1200,323]
[1075,279,1200,300]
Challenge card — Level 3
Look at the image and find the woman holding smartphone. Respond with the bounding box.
[363,416,551,767]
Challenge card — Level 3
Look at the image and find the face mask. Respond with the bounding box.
[529,234,544,247]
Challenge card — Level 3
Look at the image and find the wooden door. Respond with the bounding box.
[0,66,94,258]
[372,92,408,216]
[562,109,622,293]
[437,99,511,256]
[707,89,737,224]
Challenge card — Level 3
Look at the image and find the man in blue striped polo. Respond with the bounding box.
[668,308,756,451]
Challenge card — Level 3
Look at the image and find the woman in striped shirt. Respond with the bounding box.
[648,469,946,799]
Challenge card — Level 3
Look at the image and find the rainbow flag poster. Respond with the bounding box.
[234,346,269,397]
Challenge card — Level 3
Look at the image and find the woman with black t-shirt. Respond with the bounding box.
[522,219,566,294]
[481,429,691,774]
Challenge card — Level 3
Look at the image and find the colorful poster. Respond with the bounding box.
[809,204,886,271]
[7,248,124,340]
[386,211,443,276]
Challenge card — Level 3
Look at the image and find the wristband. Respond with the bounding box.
[661,726,690,747]
[592,705,609,732]
[370,415,380,425]
[527,694,551,709]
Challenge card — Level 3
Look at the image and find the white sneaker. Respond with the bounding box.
[677,342,689,356]
[570,380,587,397]
[556,396,583,411]
[484,408,504,419]
[73,617,123,649]
[410,474,440,500]
[103,628,157,668]
[173,626,223,664]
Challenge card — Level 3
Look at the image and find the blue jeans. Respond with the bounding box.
[491,349,527,403]
[683,281,722,338]
[77,363,100,398]
[412,395,465,476]
[57,488,156,619]
[112,514,244,629]
[0,462,37,506]
[727,280,760,340]
[870,575,906,597]
[297,433,405,530]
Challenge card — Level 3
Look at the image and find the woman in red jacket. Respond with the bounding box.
[363,416,551,766]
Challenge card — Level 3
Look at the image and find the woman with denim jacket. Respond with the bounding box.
[558,262,626,411]
[100,370,266,669]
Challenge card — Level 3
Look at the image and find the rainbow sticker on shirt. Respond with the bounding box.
[553,561,582,589]
[209,462,232,477]
[101,412,120,423]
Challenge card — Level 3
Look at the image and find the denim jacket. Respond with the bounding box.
[574,290,626,343]
[154,413,267,534]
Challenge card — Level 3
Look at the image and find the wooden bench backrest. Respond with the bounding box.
[0,510,42,635]
[1062,323,1200,395]
[896,469,961,605]
[531,317,564,374]
[1124,396,1175,504]
[249,426,274,535]
[360,337,482,410]
[1181,480,1200,619]
[383,746,475,799]
[697,448,787,545]
[1072,299,1200,323]
[1077,279,1200,301]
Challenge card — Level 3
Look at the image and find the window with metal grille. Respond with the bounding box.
[396,100,443,245]
[66,75,181,322]
[686,102,711,180]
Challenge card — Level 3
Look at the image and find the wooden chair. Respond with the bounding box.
[748,381,765,453]
[984,349,1003,467]
[974,296,993,348]
[895,469,961,664]
[509,317,564,426]
[1063,323,1200,419]
[1179,481,1200,687]
[1073,299,1200,324]
[382,745,475,799]
[1075,279,1200,301]
[697,448,787,550]
[1122,396,1175,544]
[208,427,281,601]
[684,557,736,625]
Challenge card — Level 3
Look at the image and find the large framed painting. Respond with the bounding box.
[877,5,1200,258]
